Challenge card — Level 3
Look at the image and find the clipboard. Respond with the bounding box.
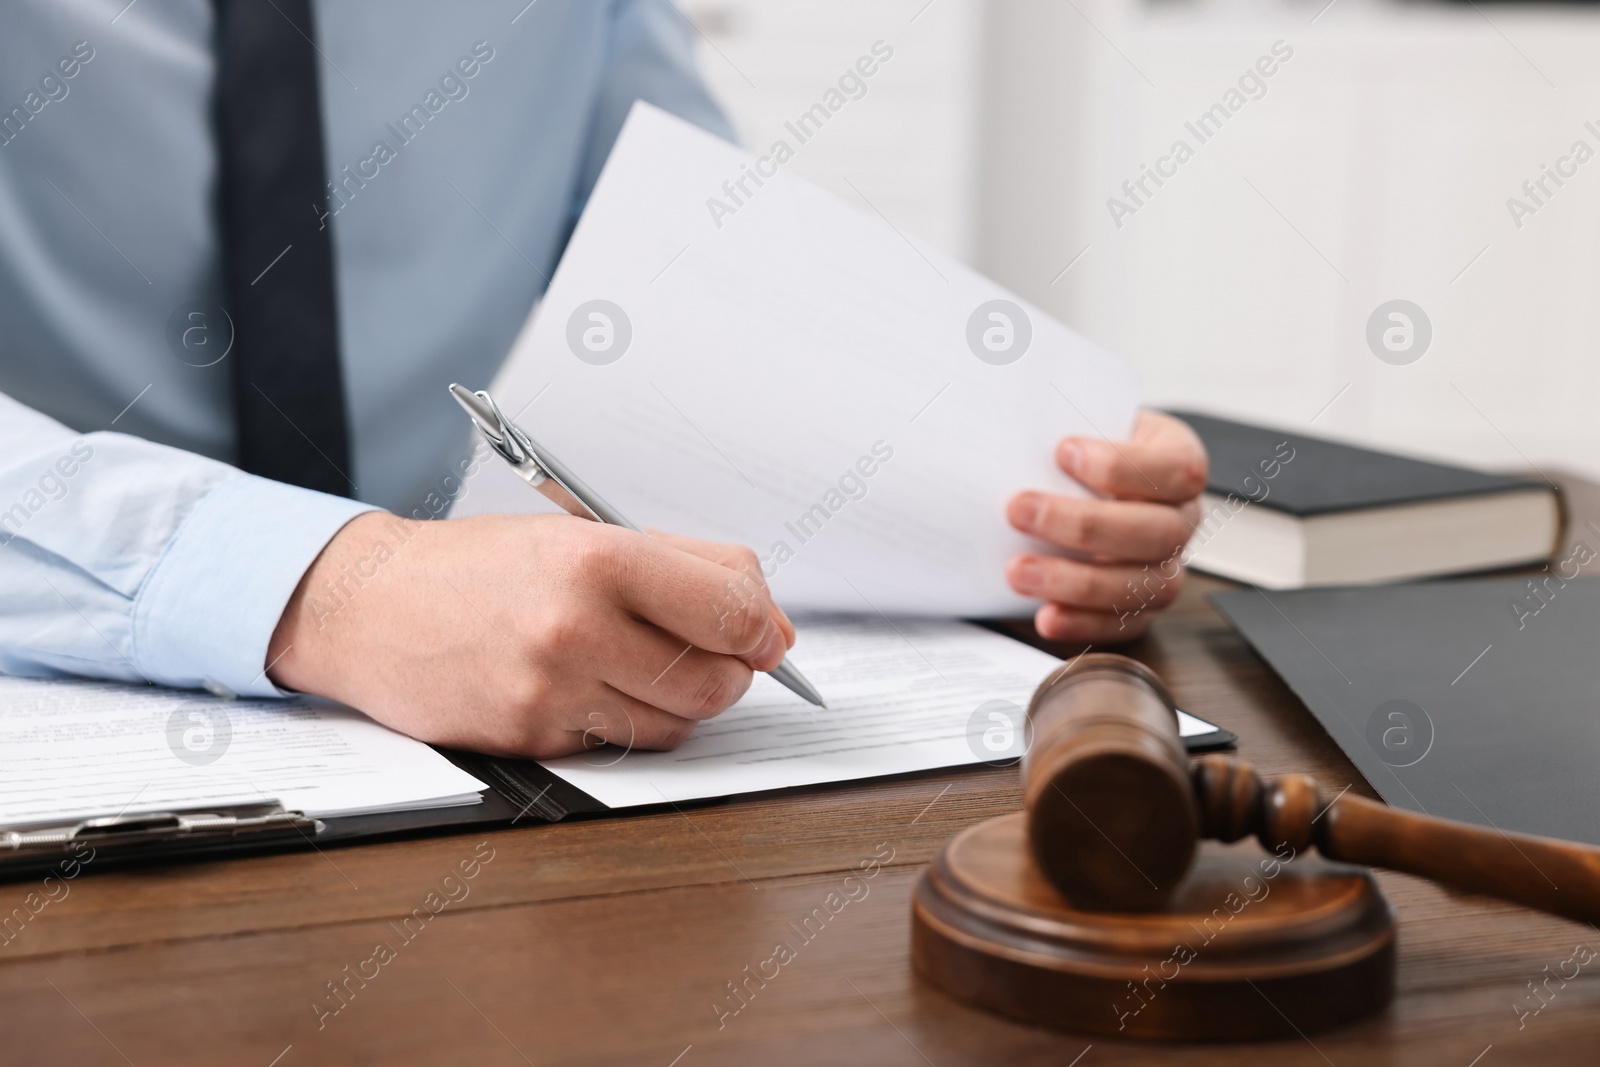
[0,720,1235,884]
[0,722,1234,884]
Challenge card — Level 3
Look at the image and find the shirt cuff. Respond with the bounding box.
[130,473,380,697]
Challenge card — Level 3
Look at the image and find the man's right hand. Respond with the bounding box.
[265,512,795,759]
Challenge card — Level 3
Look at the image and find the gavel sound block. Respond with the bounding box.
[912,654,1600,1041]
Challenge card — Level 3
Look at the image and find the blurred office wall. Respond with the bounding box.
[687,0,1600,481]
[683,0,983,258]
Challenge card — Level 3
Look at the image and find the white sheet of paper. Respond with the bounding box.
[538,616,1220,809]
[450,102,1140,617]
[0,676,486,826]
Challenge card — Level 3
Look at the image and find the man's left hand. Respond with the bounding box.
[1004,410,1208,642]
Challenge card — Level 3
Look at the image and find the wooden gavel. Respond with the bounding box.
[1025,653,1600,922]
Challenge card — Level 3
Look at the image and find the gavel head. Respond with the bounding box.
[1022,653,1199,911]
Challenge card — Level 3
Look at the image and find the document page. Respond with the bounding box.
[539,616,1216,808]
[0,677,486,826]
[450,102,1141,617]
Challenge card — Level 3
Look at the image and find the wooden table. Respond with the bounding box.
[4,480,1597,1066]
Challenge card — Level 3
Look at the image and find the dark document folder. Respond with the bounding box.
[1211,575,1600,844]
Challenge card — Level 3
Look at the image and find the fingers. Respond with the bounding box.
[458,680,705,759]
[1058,410,1207,504]
[588,529,788,670]
[601,618,755,721]
[485,609,753,758]
[1006,555,1185,615]
[1033,602,1160,643]
[649,530,795,645]
[561,692,703,754]
[1009,411,1205,647]
[1008,493,1198,563]
[545,603,765,759]
[649,530,762,583]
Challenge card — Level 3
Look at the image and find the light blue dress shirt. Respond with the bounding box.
[0,0,732,696]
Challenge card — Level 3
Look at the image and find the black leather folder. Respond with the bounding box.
[1211,575,1600,844]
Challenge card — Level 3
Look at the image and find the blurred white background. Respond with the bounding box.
[684,0,1600,481]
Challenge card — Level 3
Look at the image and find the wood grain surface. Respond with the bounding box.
[2,476,1597,1065]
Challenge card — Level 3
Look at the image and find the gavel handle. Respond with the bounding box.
[1194,759,1600,926]
[1317,790,1600,926]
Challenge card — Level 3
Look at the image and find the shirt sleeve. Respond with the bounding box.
[570,0,739,219]
[0,393,378,697]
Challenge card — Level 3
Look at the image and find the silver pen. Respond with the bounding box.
[449,384,826,708]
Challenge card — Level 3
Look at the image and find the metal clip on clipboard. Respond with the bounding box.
[0,802,322,865]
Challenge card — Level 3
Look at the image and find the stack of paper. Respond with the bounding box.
[0,675,485,826]
[451,103,1140,618]
[539,616,1218,808]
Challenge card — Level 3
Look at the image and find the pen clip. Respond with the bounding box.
[449,384,608,524]
[450,384,547,486]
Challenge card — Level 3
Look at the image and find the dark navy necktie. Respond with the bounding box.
[212,0,353,496]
